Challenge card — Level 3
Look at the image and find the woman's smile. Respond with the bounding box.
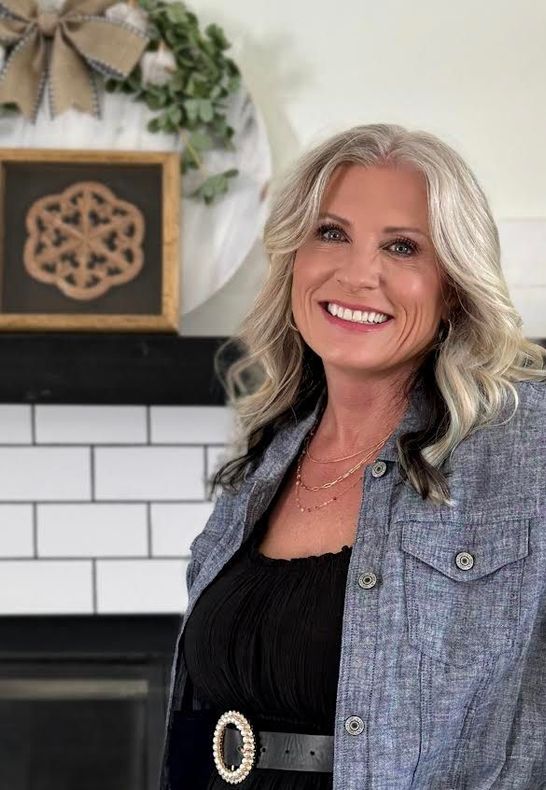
[318,301,395,333]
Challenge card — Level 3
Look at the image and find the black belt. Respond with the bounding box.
[213,710,334,783]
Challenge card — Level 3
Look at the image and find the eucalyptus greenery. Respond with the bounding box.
[105,0,242,204]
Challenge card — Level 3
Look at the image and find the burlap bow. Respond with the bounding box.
[0,0,149,121]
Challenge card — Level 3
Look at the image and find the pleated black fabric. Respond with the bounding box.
[181,506,353,789]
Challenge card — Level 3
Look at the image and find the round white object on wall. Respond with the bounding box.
[0,81,272,327]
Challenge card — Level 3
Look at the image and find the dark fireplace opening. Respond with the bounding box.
[0,615,181,790]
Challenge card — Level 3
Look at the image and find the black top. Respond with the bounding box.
[181,505,353,789]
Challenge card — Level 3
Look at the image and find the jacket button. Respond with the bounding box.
[345,715,364,735]
[358,571,377,589]
[371,460,387,478]
[455,551,474,570]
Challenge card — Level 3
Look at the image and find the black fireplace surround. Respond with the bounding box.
[0,333,234,788]
[0,615,181,790]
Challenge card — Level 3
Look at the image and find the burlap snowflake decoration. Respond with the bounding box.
[24,180,145,300]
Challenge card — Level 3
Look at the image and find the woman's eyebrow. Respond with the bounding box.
[383,225,428,238]
[318,212,428,238]
[318,212,352,226]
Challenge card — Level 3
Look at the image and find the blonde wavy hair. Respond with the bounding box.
[209,123,546,506]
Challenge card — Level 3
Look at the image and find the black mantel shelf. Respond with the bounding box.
[0,332,231,405]
[0,332,543,406]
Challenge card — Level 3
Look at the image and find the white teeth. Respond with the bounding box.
[326,302,390,324]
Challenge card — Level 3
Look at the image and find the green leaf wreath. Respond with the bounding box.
[105,0,241,203]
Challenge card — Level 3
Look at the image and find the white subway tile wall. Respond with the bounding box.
[0,504,34,557]
[0,405,32,443]
[38,504,149,557]
[0,405,233,614]
[0,447,91,501]
[35,405,148,444]
[151,503,215,556]
[150,406,235,444]
[94,447,205,501]
[0,560,94,614]
[96,559,190,613]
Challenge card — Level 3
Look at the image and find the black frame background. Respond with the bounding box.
[2,162,163,317]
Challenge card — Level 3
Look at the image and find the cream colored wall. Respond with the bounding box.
[181,0,546,337]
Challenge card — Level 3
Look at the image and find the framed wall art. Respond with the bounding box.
[0,148,180,332]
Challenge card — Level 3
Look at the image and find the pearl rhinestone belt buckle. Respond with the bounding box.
[212,710,257,784]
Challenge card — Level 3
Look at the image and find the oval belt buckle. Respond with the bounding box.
[212,709,257,784]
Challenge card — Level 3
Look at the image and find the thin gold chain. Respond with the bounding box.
[295,468,365,512]
[292,401,400,512]
[306,436,386,464]
[300,422,391,490]
[294,432,390,513]
[306,396,408,464]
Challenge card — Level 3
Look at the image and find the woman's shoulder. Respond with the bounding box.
[512,378,546,418]
[458,379,544,456]
[500,380,545,453]
[515,378,546,406]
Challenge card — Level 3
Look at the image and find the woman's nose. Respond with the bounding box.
[336,247,382,290]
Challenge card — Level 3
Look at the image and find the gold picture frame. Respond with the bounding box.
[0,148,180,332]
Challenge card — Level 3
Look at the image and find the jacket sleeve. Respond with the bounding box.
[185,543,202,596]
[185,485,236,597]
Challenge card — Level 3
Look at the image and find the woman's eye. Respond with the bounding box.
[313,226,419,255]
[387,238,419,257]
[315,223,346,243]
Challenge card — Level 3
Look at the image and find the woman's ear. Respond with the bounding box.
[441,284,459,323]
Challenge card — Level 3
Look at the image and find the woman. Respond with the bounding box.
[160,124,546,789]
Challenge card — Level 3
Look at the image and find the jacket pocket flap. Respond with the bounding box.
[400,517,530,582]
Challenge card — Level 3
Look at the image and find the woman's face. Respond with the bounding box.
[291,163,450,381]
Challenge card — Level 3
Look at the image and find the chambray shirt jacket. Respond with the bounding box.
[159,377,546,790]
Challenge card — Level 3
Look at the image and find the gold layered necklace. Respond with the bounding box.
[294,418,394,513]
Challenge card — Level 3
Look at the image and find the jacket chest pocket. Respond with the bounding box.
[400,516,530,667]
